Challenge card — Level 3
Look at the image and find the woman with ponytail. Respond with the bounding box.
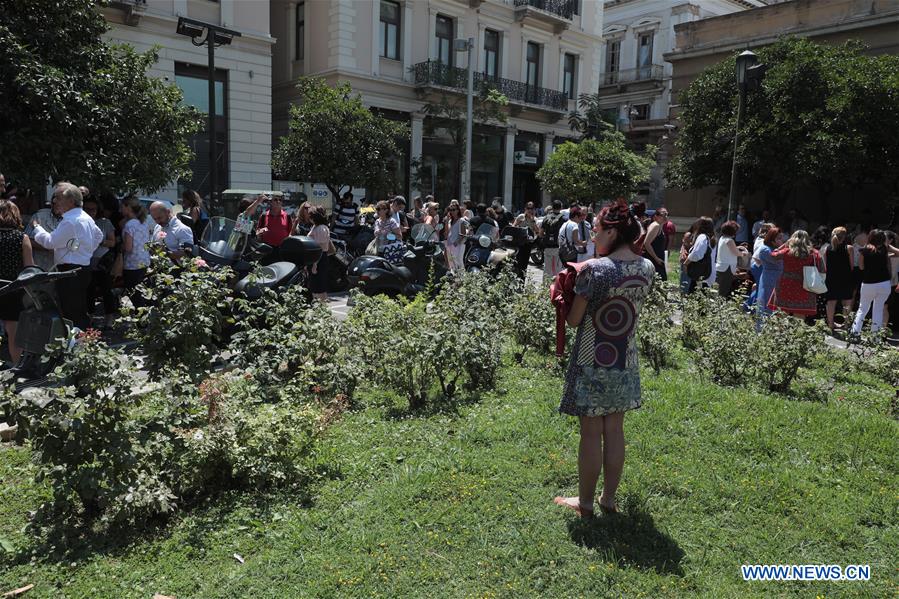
[554,200,655,518]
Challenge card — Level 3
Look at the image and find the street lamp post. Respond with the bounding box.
[727,50,764,221]
[176,17,240,208]
[454,37,474,200]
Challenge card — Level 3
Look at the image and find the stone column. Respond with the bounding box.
[540,131,554,206]
[503,125,517,211]
[410,112,425,200]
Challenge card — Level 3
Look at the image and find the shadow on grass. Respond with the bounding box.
[567,505,685,576]
[2,466,334,568]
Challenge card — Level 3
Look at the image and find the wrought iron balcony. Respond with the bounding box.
[413,60,569,113]
[600,65,665,87]
[513,0,576,19]
[513,0,576,32]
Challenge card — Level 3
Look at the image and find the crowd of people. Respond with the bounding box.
[679,204,899,337]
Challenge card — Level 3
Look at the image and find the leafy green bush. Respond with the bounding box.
[228,286,360,404]
[125,252,233,380]
[431,270,507,391]
[692,296,756,386]
[753,312,826,392]
[347,294,435,408]
[507,278,555,361]
[680,288,716,350]
[2,333,178,541]
[177,372,319,492]
[636,281,679,374]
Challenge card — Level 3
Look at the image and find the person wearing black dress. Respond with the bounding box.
[823,227,854,330]
[642,208,669,281]
[0,200,35,363]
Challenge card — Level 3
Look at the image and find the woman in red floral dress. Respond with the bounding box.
[768,230,825,317]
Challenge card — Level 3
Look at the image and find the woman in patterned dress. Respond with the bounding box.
[554,200,655,518]
[767,230,825,318]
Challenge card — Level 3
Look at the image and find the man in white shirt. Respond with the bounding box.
[31,182,103,329]
[150,201,194,261]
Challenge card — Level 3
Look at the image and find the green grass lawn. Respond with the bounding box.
[1,353,897,598]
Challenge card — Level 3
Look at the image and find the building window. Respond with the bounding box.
[380,0,400,60]
[295,2,304,61]
[563,53,577,100]
[436,15,454,66]
[484,29,499,79]
[525,42,540,102]
[604,40,620,85]
[632,104,650,121]
[174,63,229,202]
[637,31,654,79]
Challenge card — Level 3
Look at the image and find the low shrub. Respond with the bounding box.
[1,333,178,542]
[753,311,826,393]
[636,281,679,374]
[693,296,756,386]
[507,278,555,361]
[125,252,232,380]
[228,286,361,404]
[347,293,434,408]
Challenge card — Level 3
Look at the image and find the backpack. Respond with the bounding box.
[543,213,564,248]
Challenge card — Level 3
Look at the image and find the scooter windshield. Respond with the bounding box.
[201,217,247,260]
[474,223,499,242]
[410,223,438,244]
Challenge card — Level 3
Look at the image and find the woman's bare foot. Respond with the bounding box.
[553,496,594,518]
[598,494,618,514]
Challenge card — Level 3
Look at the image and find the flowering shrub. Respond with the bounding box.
[124,251,233,380]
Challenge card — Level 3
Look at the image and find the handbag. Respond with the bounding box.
[686,245,712,280]
[803,255,827,294]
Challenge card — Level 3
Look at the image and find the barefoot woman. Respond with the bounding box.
[554,201,655,517]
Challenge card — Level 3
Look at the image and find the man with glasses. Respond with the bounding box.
[150,201,194,261]
[30,182,103,329]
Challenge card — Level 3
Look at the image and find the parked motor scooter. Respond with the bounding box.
[347,223,448,298]
[0,267,79,380]
[197,217,322,300]
[463,223,514,273]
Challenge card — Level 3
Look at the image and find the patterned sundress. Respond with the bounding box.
[559,257,656,417]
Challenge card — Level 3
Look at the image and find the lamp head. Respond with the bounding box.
[176,17,206,40]
[735,50,759,89]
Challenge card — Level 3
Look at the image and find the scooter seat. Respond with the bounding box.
[392,266,413,281]
[235,262,298,294]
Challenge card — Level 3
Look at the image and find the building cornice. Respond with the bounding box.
[665,11,899,61]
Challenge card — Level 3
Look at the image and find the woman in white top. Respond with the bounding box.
[444,203,467,271]
[683,216,716,293]
[714,220,748,298]
[120,197,151,308]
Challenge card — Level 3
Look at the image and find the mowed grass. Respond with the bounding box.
[1,354,897,598]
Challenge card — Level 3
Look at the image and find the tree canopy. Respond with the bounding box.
[0,0,202,193]
[537,137,655,205]
[272,78,410,202]
[667,37,899,206]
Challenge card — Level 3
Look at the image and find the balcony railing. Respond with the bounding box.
[600,65,665,87]
[513,0,576,20]
[413,60,569,112]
